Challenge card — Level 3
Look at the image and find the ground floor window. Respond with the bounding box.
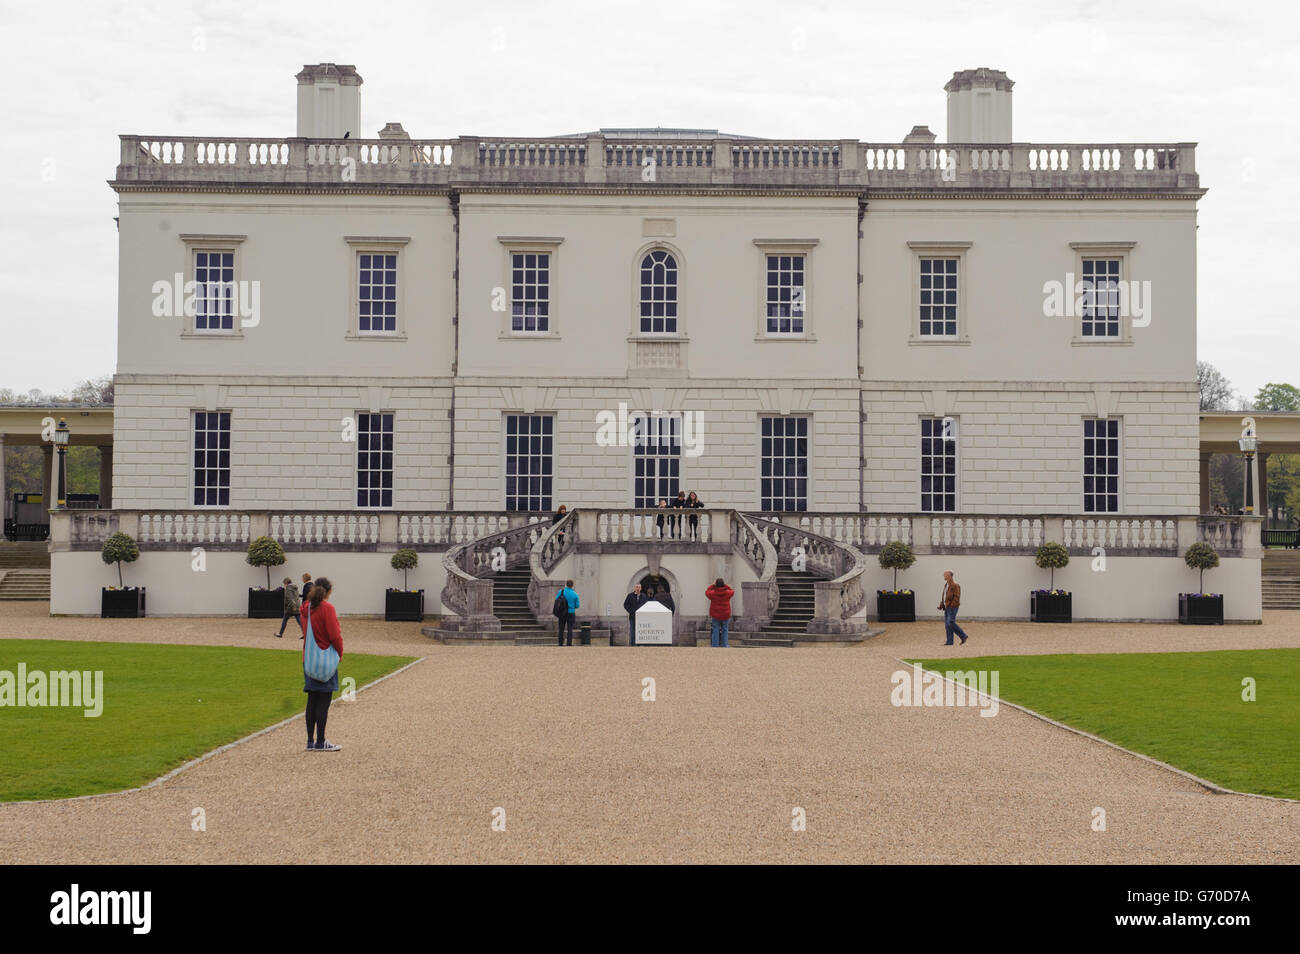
[505,414,553,511]
[760,416,808,511]
[920,417,957,512]
[192,411,230,507]
[1083,418,1120,512]
[357,412,394,508]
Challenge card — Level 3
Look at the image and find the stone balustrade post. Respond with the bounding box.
[249,513,270,540]
[1177,515,1199,553]
[910,515,933,554]
[378,512,398,551]
[739,580,772,632]
[464,579,501,631]
[583,135,606,184]
[48,511,70,552]
[1043,515,1065,546]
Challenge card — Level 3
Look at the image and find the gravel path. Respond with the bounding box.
[1,603,1297,864]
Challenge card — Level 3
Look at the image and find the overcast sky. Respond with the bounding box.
[1,0,1295,403]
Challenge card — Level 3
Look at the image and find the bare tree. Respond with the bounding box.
[1196,361,1236,411]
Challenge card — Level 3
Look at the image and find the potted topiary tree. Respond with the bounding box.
[876,540,917,622]
[1180,542,1223,624]
[100,531,145,618]
[246,536,287,619]
[1031,542,1072,623]
[386,548,424,621]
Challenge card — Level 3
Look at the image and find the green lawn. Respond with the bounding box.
[911,649,1300,799]
[0,640,414,801]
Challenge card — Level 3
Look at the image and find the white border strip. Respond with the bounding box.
[1,657,425,807]
[900,659,1299,805]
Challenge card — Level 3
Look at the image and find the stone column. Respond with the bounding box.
[1199,452,1211,513]
[98,444,113,509]
[41,443,53,511]
[1258,452,1269,527]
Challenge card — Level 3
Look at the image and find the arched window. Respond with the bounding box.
[639,250,678,334]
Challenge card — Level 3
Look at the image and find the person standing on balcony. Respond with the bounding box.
[554,579,579,646]
[938,570,968,646]
[685,491,704,541]
[655,499,671,538]
[623,583,646,646]
[705,577,734,647]
[672,490,688,538]
[274,576,301,638]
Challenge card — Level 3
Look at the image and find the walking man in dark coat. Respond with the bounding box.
[938,570,969,645]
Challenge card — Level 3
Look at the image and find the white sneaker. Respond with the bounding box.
[317,741,342,752]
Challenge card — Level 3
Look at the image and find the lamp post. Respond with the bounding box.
[54,417,69,510]
[1238,430,1257,516]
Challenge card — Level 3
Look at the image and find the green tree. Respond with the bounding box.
[246,536,287,589]
[390,548,419,590]
[878,540,916,591]
[1034,542,1070,590]
[101,532,140,588]
[1253,382,1300,412]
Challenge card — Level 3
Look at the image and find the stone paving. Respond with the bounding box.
[1,603,1296,863]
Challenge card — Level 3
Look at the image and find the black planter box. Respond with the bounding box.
[1031,591,1072,623]
[1179,593,1224,625]
[248,587,284,619]
[101,587,146,618]
[385,588,425,622]
[876,590,916,622]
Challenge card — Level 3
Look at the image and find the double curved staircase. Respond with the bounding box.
[428,508,875,646]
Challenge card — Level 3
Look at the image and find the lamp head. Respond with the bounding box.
[53,417,70,446]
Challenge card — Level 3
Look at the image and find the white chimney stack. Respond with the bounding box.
[944,68,1013,143]
[296,63,363,139]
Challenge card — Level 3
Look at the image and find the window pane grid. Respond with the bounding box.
[639,250,678,334]
[765,254,806,334]
[505,414,553,511]
[632,415,682,507]
[194,251,234,331]
[358,252,397,332]
[1080,258,1121,338]
[356,413,394,508]
[511,252,550,332]
[920,417,957,512]
[192,411,231,507]
[1083,418,1120,512]
[918,257,958,337]
[760,416,808,511]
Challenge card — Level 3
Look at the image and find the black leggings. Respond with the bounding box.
[305,690,333,746]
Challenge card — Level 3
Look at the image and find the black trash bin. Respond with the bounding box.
[580,621,592,645]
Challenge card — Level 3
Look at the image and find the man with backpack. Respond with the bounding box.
[553,579,580,646]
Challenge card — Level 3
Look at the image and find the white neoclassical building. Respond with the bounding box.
[48,63,1263,633]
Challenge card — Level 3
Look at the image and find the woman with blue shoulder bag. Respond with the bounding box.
[300,577,344,752]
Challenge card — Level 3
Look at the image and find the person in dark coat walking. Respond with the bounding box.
[651,585,675,615]
[274,576,302,638]
[623,583,647,646]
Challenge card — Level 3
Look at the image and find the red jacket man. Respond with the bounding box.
[705,578,734,648]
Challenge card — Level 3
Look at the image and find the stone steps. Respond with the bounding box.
[1262,577,1300,609]
[0,569,51,600]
